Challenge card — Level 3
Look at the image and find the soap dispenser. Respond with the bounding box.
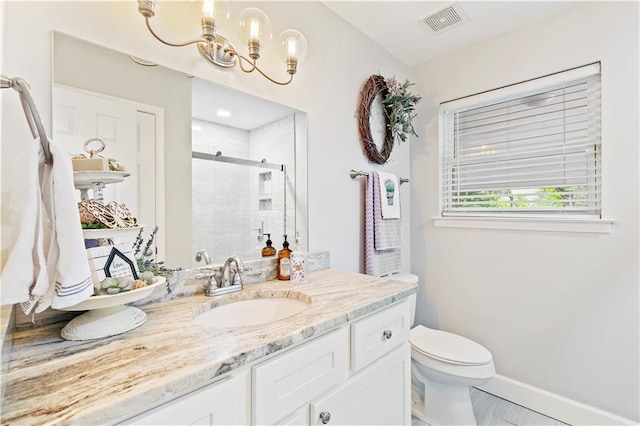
[277,235,292,280]
[290,232,307,283]
[262,234,276,257]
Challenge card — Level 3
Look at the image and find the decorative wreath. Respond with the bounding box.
[357,74,422,164]
[357,75,394,165]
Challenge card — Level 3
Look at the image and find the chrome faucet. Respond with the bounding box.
[197,256,244,297]
[194,249,211,265]
[221,256,244,287]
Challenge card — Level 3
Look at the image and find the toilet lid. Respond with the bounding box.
[388,273,419,284]
[410,325,492,366]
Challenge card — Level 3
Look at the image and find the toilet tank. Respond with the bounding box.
[388,273,419,326]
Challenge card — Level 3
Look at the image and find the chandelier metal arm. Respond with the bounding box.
[230,50,257,73]
[145,17,205,48]
[253,64,294,86]
[231,51,294,86]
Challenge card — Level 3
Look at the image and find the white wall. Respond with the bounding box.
[409,2,639,422]
[1,1,410,274]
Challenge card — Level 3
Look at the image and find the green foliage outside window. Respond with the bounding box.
[455,186,589,210]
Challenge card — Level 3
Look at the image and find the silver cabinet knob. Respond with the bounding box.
[383,329,393,339]
[319,411,331,424]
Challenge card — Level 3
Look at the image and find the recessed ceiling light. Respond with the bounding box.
[217,110,231,117]
[192,125,202,131]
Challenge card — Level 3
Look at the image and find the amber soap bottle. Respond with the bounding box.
[262,234,276,257]
[277,235,292,280]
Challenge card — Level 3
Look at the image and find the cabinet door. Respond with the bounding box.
[123,370,249,425]
[253,327,349,425]
[310,345,411,426]
[278,407,309,426]
[351,300,410,372]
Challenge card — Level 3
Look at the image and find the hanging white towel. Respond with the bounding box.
[373,172,401,251]
[2,138,93,313]
[377,172,400,219]
[365,172,401,276]
[1,143,48,305]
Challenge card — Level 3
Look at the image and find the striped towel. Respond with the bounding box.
[2,139,93,314]
[364,172,401,276]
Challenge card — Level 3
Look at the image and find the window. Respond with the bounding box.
[440,63,601,219]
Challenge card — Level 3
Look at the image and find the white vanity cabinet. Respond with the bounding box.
[254,299,412,426]
[121,299,411,426]
[122,369,250,425]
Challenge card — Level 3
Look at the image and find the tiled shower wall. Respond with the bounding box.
[191,116,295,266]
[249,115,296,253]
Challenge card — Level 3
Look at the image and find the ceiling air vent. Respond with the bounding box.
[419,2,469,34]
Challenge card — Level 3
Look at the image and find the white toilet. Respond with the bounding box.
[390,273,495,426]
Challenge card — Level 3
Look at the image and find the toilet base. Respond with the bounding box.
[411,367,478,425]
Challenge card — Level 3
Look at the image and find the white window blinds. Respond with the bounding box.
[440,63,601,218]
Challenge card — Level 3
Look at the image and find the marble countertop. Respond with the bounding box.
[1,269,416,425]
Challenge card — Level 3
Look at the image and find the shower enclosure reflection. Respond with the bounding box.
[192,152,289,265]
[52,31,307,269]
[190,90,298,266]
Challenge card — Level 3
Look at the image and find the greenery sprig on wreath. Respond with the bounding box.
[382,76,422,143]
[357,74,421,164]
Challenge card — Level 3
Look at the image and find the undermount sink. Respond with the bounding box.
[195,297,310,328]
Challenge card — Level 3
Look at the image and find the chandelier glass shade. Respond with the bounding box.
[136,0,308,85]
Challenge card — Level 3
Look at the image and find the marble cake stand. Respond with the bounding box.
[59,277,165,341]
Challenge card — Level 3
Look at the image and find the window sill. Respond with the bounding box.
[432,216,614,234]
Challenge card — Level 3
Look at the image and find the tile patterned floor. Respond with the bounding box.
[412,388,569,426]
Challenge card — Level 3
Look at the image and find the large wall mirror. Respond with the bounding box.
[52,32,308,269]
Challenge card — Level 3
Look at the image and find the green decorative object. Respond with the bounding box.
[133,227,177,281]
[382,76,422,143]
[384,179,396,206]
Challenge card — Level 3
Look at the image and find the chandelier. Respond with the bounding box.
[136,0,308,85]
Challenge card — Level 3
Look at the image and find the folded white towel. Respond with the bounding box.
[377,172,400,219]
[1,138,93,313]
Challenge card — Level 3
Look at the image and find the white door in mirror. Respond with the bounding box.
[53,84,165,259]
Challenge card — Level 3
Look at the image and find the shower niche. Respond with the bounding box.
[258,171,273,211]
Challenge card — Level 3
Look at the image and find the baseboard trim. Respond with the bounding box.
[475,374,637,425]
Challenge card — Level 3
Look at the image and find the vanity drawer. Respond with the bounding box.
[252,327,349,425]
[351,299,411,372]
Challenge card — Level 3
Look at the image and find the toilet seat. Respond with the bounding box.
[410,325,492,366]
[388,273,419,284]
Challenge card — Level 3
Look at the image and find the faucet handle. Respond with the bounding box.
[195,265,221,278]
[196,266,223,287]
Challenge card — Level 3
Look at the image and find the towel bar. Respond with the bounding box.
[349,169,409,184]
[1,75,53,164]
